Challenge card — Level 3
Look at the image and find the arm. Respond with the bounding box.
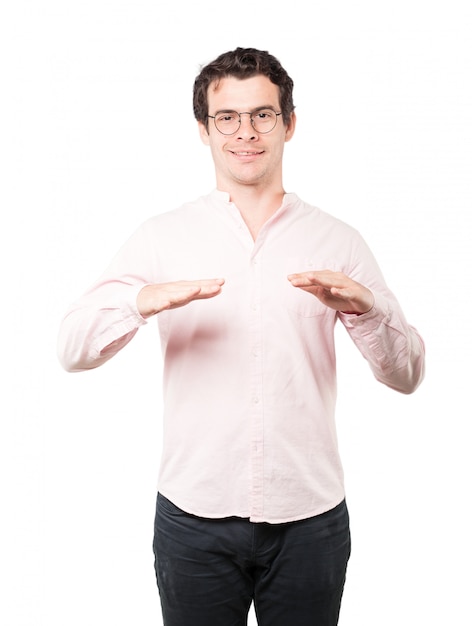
[57,280,147,373]
[58,278,224,372]
[57,219,224,372]
[288,266,425,395]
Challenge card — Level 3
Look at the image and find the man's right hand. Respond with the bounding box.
[137,278,225,318]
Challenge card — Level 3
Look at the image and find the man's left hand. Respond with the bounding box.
[287,270,374,315]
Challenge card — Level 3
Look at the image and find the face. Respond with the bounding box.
[198,75,296,191]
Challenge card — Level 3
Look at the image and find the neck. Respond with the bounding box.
[220,184,286,240]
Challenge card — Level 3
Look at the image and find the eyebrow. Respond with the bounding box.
[212,105,278,115]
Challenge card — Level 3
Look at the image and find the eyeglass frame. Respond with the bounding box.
[207,107,283,135]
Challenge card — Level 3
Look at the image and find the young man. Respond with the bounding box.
[58,48,425,625]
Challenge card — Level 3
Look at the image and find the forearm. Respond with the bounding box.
[339,293,425,394]
[57,284,147,372]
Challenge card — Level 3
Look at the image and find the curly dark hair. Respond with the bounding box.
[193,47,295,130]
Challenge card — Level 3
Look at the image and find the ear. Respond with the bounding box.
[284,111,296,142]
[198,121,210,146]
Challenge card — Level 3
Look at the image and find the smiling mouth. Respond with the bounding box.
[230,150,264,156]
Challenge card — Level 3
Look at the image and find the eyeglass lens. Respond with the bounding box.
[213,109,279,134]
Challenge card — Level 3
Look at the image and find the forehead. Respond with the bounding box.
[208,75,280,112]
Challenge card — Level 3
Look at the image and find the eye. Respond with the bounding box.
[216,112,238,124]
[254,109,275,120]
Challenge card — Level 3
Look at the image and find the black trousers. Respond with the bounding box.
[153,493,351,626]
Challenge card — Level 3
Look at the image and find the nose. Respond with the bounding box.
[237,112,257,140]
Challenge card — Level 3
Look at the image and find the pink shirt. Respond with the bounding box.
[58,190,425,523]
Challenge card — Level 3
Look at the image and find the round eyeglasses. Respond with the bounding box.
[207,108,282,135]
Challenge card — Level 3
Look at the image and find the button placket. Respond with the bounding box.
[248,249,264,519]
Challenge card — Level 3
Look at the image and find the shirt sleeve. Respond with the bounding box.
[57,222,156,372]
[338,294,425,394]
[337,233,425,394]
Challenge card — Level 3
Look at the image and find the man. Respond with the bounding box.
[58,47,425,626]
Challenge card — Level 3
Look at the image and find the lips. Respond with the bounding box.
[230,150,264,156]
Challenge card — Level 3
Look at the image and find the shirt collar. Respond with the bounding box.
[209,188,299,212]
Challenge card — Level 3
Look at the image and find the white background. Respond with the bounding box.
[2,1,471,624]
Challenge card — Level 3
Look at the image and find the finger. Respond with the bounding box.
[287,273,315,286]
[193,283,224,299]
[168,285,202,304]
[178,280,225,301]
[192,278,225,287]
[159,285,219,313]
[287,273,328,288]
